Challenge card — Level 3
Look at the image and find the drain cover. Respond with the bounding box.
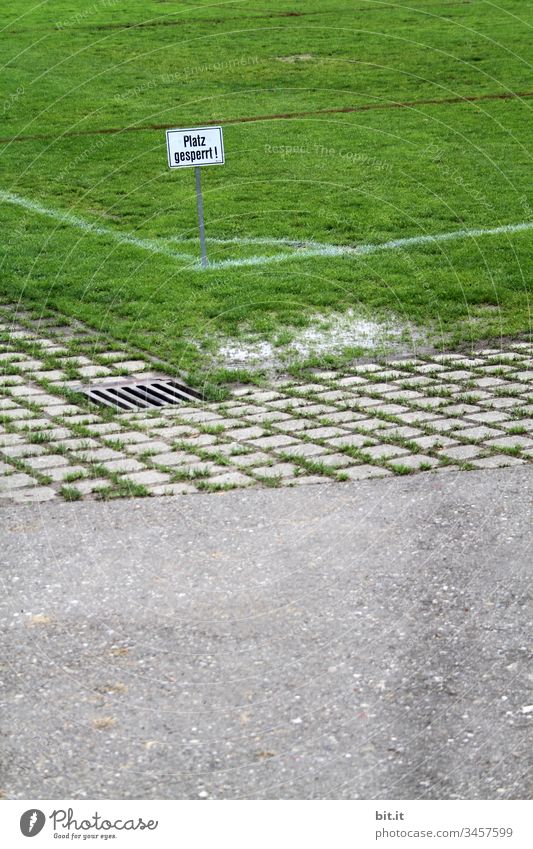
[79,378,203,411]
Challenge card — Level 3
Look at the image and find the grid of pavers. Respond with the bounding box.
[0,305,531,503]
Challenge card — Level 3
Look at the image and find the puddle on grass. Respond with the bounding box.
[205,310,428,372]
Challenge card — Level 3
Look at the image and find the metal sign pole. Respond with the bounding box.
[194,166,208,268]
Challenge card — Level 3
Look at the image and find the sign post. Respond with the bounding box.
[166,126,225,268]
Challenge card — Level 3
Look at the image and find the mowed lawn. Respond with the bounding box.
[1,0,532,381]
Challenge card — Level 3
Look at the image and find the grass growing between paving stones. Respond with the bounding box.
[1,1,532,384]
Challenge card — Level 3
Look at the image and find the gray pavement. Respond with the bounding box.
[1,465,532,800]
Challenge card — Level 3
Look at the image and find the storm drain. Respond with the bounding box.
[79,378,203,411]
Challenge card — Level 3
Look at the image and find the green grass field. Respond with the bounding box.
[1,0,532,383]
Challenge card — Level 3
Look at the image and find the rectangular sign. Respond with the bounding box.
[166,126,224,169]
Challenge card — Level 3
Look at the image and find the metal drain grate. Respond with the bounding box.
[80,378,203,411]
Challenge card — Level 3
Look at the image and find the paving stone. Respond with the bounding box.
[378,390,422,401]
[350,396,384,410]
[388,454,440,470]
[274,418,313,432]
[253,463,297,479]
[411,434,457,450]
[337,375,369,386]
[246,410,291,424]
[102,458,146,473]
[466,410,511,424]
[248,434,298,449]
[0,460,11,473]
[232,452,271,467]
[328,434,375,449]
[78,447,125,462]
[415,363,448,373]
[150,483,198,495]
[342,465,392,480]
[439,370,474,381]
[1,443,46,458]
[313,390,349,402]
[9,486,57,503]
[378,426,423,439]
[479,396,523,409]
[171,434,217,448]
[439,444,484,461]
[429,418,472,433]
[484,434,533,450]
[0,472,37,490]
[264,397,309,409]
[70,478,110,494]
[283,475,325,486]
[321,410,365,424]
[277,442,329,458]
[151,451,202,467]
[303,426,349,439]
[207,471,254,488]
[450,425,503,440]
[51,437,98,452]
[68,413,100,425]
[126,440,172,455]
[470,455,525,469]
[154,424,199,439]
[37,370,66,381]
[78,365,112,378]
[500,419,533,433]
[85,422,123,435]
[415,396,451,409]
[350,418,390,433]
[98,351,130,361]
[46,465,87,482]
[295,403,338,416]
[441,404,482,416]
[0,433,23,446]
[473,376,506,388]
[309,452,352,468]
[219,425,265,442]
[1,408,34,420]
[24,454,70,470]
[245,391,282,403]
[362,444,410,460]
[42,404,81,417]
[108,360,148,373]
[396,411,441,424]
[122,469,171,486]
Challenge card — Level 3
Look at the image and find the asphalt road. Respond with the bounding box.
[1,467,531,800]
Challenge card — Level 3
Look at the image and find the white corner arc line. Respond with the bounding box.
[1,189,532,272]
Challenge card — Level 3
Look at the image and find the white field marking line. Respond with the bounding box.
[0,189,199,265]
[2,189,532,271]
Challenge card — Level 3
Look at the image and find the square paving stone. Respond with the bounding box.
[70,478,110,494]
[363,444,410,460]
[126,440,172,455]
[79,447,125,462]
[485,434,533,450]
[328,433,375,449]
[304,426,349,439]
[46,465,87,482]
[438,444,484,461]
[411,434,457,450]
[151,451,202,467]
[274,418,313,432]
[150,483,198,495]
[249,434,298,449]
[277,442,330,458]
[389,454,440,470]
[466,411,511,424]
[25,454,70,469]
[470,455,525,469]
[10,486,57,503]
[342,465,392,480]
[253,463,297,479]
[207,471,255,488]
[310,453,352,468]
[122,470,171,486]
[103,458,146,473]
[233,452,272,467]
[450,425,503,440]
[0,472,37,490]
[379,426,423,439]
[1,444,46,458]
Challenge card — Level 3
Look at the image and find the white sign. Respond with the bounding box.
[166,126,224,169]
